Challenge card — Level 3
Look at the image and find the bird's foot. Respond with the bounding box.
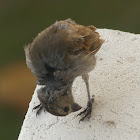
[78,97,94,121]
[33,104,43,116]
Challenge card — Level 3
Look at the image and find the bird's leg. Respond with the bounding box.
[33,103,43,116]
[78,74,94,121]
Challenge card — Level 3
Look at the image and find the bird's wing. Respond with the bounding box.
[67,25,104,55]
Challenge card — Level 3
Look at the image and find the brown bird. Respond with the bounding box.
[25,19,104,121]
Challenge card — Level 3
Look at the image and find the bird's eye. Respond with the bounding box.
[63,106,69,112]
[49,107,53,110]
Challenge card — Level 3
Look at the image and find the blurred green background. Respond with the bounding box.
[0,0,140,139]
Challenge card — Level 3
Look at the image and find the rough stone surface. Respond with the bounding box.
[18,29,140,140]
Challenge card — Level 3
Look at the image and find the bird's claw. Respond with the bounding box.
[33,104,43,116]
[78,97,94,121]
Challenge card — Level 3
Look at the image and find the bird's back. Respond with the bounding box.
[25,19,104,84]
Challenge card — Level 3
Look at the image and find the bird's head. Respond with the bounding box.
[37,86,81,116]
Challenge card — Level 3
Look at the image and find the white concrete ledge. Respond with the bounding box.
[18,29,140,140]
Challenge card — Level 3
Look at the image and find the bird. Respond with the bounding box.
[24,19,104,121]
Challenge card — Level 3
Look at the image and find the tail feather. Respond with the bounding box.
[90,38,104,54]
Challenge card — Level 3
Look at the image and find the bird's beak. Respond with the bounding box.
[71,103,82,112]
